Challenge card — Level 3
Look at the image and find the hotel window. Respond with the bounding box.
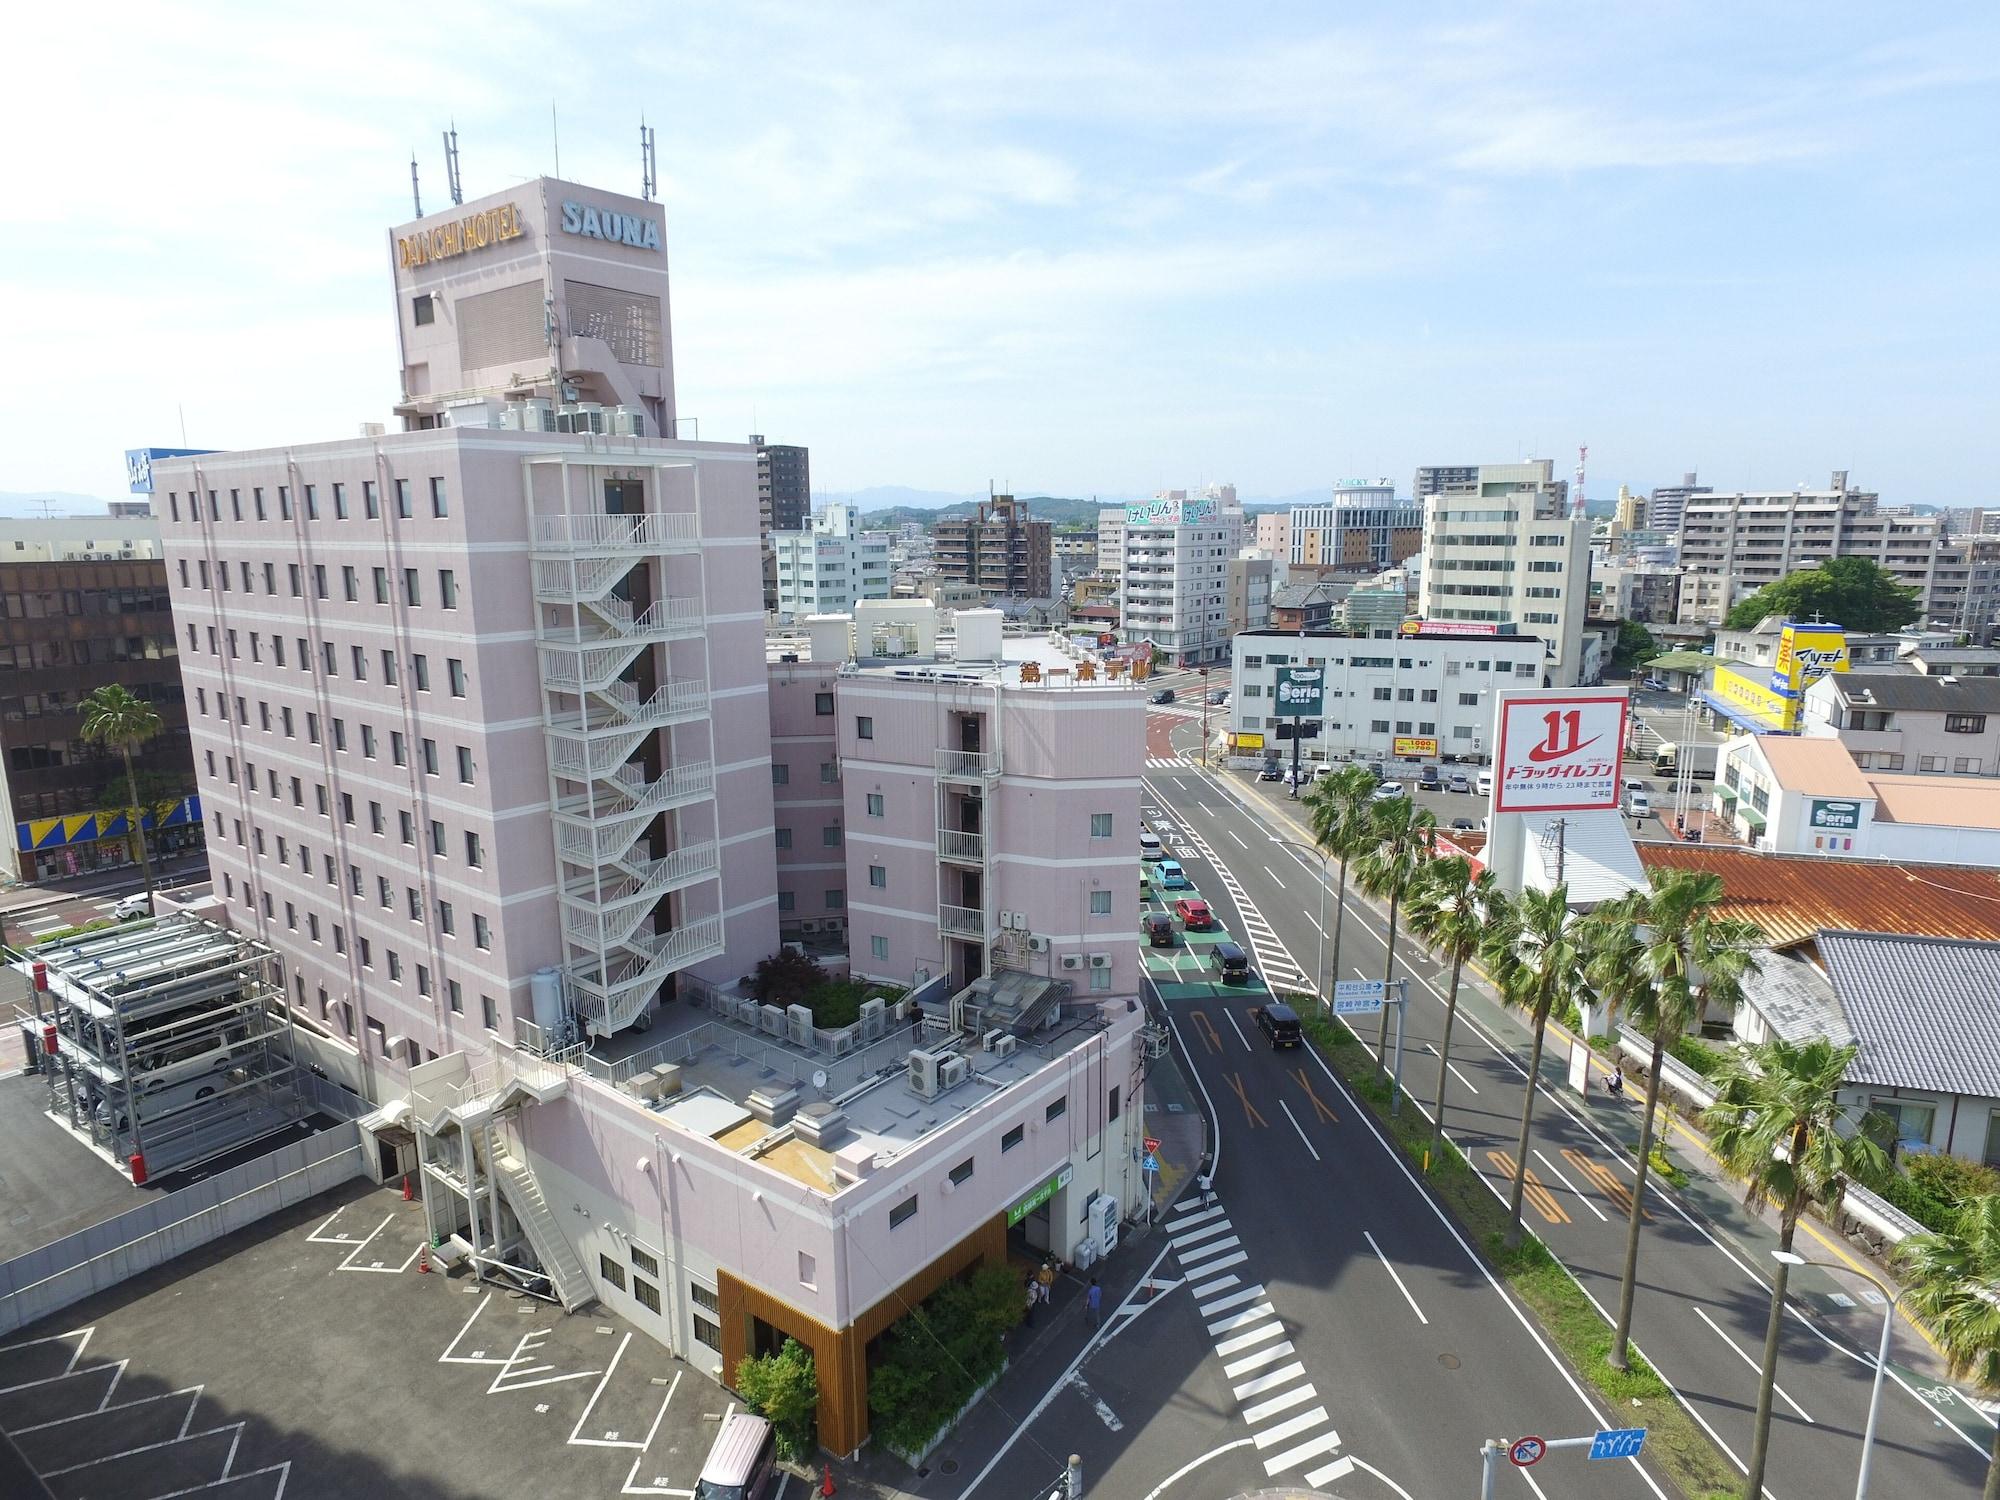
[363,481,379,519]
[305,484,319,519]
[403,567,420,605]
[391,731,407,766]
[230,489,242,521]
[774,828,792,848]
[381,649,399,684]
[448,658,466,697]
[395,480,412,519]
[412,294,434,326]
[889,1196,918,1230]
[387,950,402,983]
[823,825,842,847]
[868,864,886,888]
[447,980,463,1014]
[369,801,385,835]
[814,692,833,715]
[1090,890,1112,915]
[871,935,889,960]
[866,793,884,817]
[372,567,388,604]
[1002,1123,1024,1152]
[771,763,789,785]
[482,994,498,1031]
[1090,813,1113,838]
[439,901,455,935]
[361,725,377,759]
[340,566,356,601]
[413,654,430,690]
[465,831,482,867]
[1046,1097,1067,1123]
[474,915,491,950]
[439,569,457,608]
[1946,714,1988,734]
[598,1255,626,1292]
[856,716,874,740]
[457,746,475,784]
[399,811,415,844]
[407,887,422,920]
[430,477,448,517]
[279,486,292,519]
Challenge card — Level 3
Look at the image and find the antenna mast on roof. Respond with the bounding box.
[409,155,422,218]
[443,122,463,206]
[640,118,657,201]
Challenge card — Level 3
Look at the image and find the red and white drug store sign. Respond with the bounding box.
[1493,690,1629,814]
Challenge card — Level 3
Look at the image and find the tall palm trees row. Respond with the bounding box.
[1297,770,1921,1498]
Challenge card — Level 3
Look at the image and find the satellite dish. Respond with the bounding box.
[812,1069,828,1091]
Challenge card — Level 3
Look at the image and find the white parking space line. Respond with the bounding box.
[1277,1100,1321,1162]
[1693,1307,1813,1422]
[1362,1231,1428,1326]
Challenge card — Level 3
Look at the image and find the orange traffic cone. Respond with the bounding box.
[821,1462,835,1496]
[401,1173,413,1202]
[418,1244,431,1274]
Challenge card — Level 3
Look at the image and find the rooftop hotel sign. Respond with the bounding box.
[398,203,525,269]
[561,200,663,251]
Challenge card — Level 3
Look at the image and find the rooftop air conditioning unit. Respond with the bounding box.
[859,997,888,1041]
[608,406,648,437]
[992,1034,1018,1058]
[938,1055,970,1090]
[908,1047,943,1099]
[788,1004,814,1049]
[1088,953,1112,970]
[1027,935,1049,954]
[1059,954,1085,972]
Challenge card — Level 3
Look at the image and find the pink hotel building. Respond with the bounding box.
[147,175,1150,1452]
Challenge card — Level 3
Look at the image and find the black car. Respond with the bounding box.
[1212,940,1253,985]
[1149,689,1176,705]
[1253,1002,1302,1049]
[1143,913,1176,948]
[1257,764,1283,782]
[1418,766,1442,790]
[1450,816,1476,832]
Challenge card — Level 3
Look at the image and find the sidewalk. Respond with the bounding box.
[0,852,210,917]
[1208,763,1964,1388]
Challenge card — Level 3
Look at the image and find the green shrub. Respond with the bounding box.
[869,1264,1021,1457]
[736,1338,819,1461]
[752,949,830,1007]
[1880,1153,2000,1232]
[1668,1034,1726,1078]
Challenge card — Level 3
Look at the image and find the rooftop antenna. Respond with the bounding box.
[551,102,561,179]
[640,118,657,201]
[443,122,463,206]
[409,154,423,218]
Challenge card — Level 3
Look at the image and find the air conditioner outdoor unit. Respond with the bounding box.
[782,941,806,957]
[1088,953,1112,969]
[982,1028,1006,1052]
[907,1047,943,1099]
[800,920,822,935]
[938,1055,970,1090]
[787,1004,814,1049]
[1059,954,1085,972]
[1027,935,1049,954]
[859,997,887,1041]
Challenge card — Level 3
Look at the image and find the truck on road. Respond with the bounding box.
[1653,741,1719,779]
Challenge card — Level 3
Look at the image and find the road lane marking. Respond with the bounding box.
[1215,1322,1284,1357]
[1277,1099,1321,1161]
[1422,1041,1480,1095]
[1693,1307,1813,1423]
[1533,1149,1608,1224]
[1253,1406,1331,1449]
[1199,1286,1270,1318]
[1224,1010,1251,1049]
[1485,1150,1569,1225]
[1263,1428,1343,1478]
[1264,866,1285,883]
[1224,1072,1269,1128]
[1242,1385,1318,1424]
[1562,1147,1650,1222]
[1227,829,1248,848]
[1292,1067,1340,1123]
[1232,1360,1305,1397]
[1362,1230,1429,1326]
[1192,1011,1222,1054]
[1224,1342,1297,1378]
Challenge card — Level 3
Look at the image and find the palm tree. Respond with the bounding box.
[79,685,165,915]
[1584,872,1764,1372]
[1482,884,1585,1247]
[1404,855,1504,1155]
[1704,1037,1890,1500]
[1899,1195,2000,1499]
[1353,795,1438,1076]
[1302,765,1377,995]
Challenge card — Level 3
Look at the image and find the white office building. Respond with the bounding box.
[1417,460,1592,687]
[1118,496,1233,666]
[1228,627,1546,769]
[773,503,891,622]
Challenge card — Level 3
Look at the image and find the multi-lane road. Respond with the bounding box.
[1134,710,1993,1500]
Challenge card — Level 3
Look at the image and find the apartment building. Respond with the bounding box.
[1096,508,1126,587]
[1119,496,1234,665]
[1290,481,1422,573]
[1341,577,1410,636]
[1228,625,1545,766]
[1646,472,1711,536]
[1416,460,1591,687]
[1254,510,1292,561]
[1225,554,1274,636]
[932,496,1052,599]
[1588,560,1681,624]
[154,175,778,1089]
[1676,472,2000,629]
[0,520,201,882]
[772,503,891,622]
[753,435,811,611]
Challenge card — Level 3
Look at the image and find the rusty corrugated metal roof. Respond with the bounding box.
[1634,844,2000,949]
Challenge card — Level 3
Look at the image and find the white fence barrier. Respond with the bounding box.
[0,1124,367,1336]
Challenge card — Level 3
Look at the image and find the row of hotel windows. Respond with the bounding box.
[215,827,492,951]
[273,956,503,1056]
[190,628,468,696]
[165,478,448,525]
[884,1090,1112,1230]
[180,557,459,611]
[202,705,475,782]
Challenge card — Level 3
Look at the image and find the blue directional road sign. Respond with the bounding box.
[1332,979,1385,1016]
[1589,1428,1647,1461]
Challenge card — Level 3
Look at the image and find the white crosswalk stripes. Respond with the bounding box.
[1168,1195,1346,1479]
[1145,756,1195,770]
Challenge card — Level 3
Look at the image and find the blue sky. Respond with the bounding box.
[7,2,1995,503]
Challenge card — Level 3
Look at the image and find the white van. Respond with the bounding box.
[1475,769,1493,797]
[694,1413,778,1500]
[1626,789,1651,819]
[1139,830,1164,861]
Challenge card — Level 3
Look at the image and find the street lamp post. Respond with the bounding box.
[1769,1249,1908,1500]
[1273,838,1335,1002]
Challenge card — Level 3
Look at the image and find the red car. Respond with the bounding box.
[1174,898,1215,930]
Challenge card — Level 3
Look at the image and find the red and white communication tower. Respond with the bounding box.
[1572,444,1588,518]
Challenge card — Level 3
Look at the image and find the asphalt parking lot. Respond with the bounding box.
[0,1180,744,1500]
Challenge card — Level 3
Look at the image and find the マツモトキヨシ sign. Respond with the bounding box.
[1492,690,1629,814]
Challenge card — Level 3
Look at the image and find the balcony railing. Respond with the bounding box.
[939,904,987,938]
[935,749,1000,780]
[938,828,985,864]
[533,512,700,551]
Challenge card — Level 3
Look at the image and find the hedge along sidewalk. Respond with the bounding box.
[1287,1002,1743,1500]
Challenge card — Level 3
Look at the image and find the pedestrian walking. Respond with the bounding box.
[1086,1278,1102,1329]
[1023,1274,1037,1328]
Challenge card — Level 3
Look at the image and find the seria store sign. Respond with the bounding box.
[1493,690,1628,813]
